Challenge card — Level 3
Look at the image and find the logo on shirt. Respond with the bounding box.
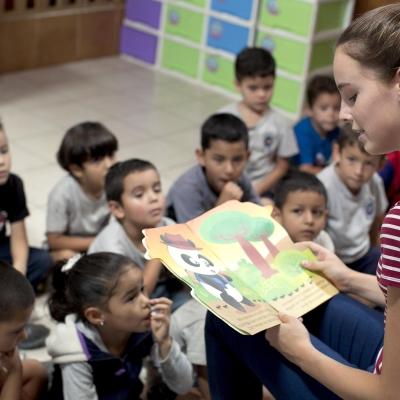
[315,152,326,166]
[264,134,274,148]
[0,211,7,232]
[364,198,375,218]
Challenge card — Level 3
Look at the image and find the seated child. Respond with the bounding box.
[272,171,334,251]
[46,252,194,399]
[219,47,298,197]
[46,122,117,262]
[0,122,52,288]
[0,261,47,399]
[166,113,259,223]
[293,75,341,174]
[318,127,387,274]
[89,159,187,305]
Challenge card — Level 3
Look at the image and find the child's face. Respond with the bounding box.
[334,46,400,155]
[335,144,381,194]
[273,190,327,243]
[115,169,165,229]
[310,92,341,135]
[0,130,11,185]
[102,267,151,333]
[72,154,116,193]
[236,75,275,114]
[0,306,32,353]
[196,140,249,194]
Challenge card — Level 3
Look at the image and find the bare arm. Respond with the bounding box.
[0,351,22,400]
[299,164,324,175]
[143,259,163,296]
[10,220,28,275]
[254,157,289,195]
[369,213,385,247]
[47,233,94,252]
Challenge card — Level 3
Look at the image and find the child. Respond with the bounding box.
[46,122,117,262]
[205,5,400,399]
[293,75,341,174]
[89,159,187,304]
[0,122,52,288]
[46,252,193,399]
[0,261,47,399]
[166,113,260,223]
[272,171,334,251]
[219,47,298,197]
[317,127,387,274]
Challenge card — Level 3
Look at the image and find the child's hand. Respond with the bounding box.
[150,298,173,358]
[265,313,313,365]
[0,349,22,379]
[218,182,243,204]
[294,241,353,291]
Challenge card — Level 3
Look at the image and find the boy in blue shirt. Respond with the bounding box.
[293,75,341,174]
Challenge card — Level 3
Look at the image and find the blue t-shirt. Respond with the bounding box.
[292,117,339,167]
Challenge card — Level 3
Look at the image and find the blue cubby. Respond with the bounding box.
[210,0,254,21]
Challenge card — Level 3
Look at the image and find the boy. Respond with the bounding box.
[272,171,334,251]
[166,113,259,223]
[0,123,52,288]
[293,75,341,174]
[317,127,388,274]
[88,159,187,303]
[219,47,298,196]
[0,261,47,399]
[46,122,117,262]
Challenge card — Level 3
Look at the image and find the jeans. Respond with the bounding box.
[205,293,384,400]
[347,246,380,275]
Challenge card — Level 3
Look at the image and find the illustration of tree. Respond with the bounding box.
[199,211,278,278]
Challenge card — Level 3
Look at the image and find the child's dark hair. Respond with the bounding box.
[337,125,368,154]
[48,252,139,323]
[201,113,248,150]
[57,122,118,171]
[307,75,339,107]
[235,47,276,82]
[274,171,327,209]
[0,261,35,322]
[106,159,157,203]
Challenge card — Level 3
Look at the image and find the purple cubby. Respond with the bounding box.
[120,26,158,64]
[126,0,162,29]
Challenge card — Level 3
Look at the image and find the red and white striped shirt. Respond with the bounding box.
[375,203,400,374]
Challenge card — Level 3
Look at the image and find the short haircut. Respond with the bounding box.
[337,125,367,154]
[235,47,276,82]
[0,261,34,322]
[57,122,118,171]
[105,158,157,203]
[306,75,339,107]
[201,113,249,150]
[274,171,327,209]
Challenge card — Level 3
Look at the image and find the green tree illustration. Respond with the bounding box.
[199,211,278,278]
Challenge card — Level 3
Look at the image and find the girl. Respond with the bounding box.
[46,252,194,399]
[205,4,400,399]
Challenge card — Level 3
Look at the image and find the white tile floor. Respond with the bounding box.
[0,56,234,362]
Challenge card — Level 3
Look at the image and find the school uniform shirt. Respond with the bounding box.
[375,203,400,373]
[46,314,194,400]
[166,164,260,223]
[292,116,340,167]
[318,164,388,263]
[220,103,298,182]
[0,174,29,243]
[46,175,109,236]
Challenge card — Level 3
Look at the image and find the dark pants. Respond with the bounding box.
[347,246,380,275]
[0,239,52,288]
[205,294,384,400]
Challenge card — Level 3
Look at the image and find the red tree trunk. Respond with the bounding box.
[260,234,279,258]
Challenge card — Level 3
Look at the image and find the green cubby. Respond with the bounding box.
[271,75,302,115]
[202,53,236,93]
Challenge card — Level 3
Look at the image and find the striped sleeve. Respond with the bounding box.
[379,204,400,288]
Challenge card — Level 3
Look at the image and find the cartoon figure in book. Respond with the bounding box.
[161,233,255,312]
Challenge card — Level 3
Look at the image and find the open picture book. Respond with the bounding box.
[143,200,338,335]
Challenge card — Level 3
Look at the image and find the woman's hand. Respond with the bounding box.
[295,241,353,291]
[265,314,314,365]
[150,297,173,359]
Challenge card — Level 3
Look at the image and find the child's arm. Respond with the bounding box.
[253,157,290,195]
[60,362,98,400]
[0,350,22,400]
[216,181,243,206]
[266,286,400,400]
[47,233,94,253]
[369,213,385,246]
[299,164,324,175]
[10,220,28,275]
[143,259,163,296]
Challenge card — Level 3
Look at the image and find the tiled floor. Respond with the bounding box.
[0,56,233,362]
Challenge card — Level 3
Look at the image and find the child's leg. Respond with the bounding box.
[346,246,380,275]
[21,359,47,400]
[26,247,53,290]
